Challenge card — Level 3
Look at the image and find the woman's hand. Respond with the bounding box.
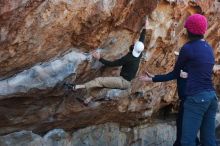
[138,75,153,82]
[180,70,188,78]
[144,71,154,78]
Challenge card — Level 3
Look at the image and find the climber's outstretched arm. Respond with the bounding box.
[92,19,148,67]
[139,29,146,43]
[92,49,129,67]
[99,55,129,67]
[139,18,148,43]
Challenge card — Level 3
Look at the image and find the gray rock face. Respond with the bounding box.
[0,122,176,146]
[0,131,44,146]
[0,0,220,137]
[132,123,176,146]
[0,50,86,96]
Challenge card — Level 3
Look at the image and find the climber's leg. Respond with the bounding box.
[75,77,131,105]
[84,76,131,91]
[74,76,128,91]
[74,77,119,91]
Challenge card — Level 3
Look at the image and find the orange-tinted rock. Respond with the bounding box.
[0,0,220,137]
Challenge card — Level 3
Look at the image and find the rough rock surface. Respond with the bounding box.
[0,0,220,143]
[1,116,220,146]
[0,122,176,146]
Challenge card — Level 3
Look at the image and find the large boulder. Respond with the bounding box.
[0,0,220,138]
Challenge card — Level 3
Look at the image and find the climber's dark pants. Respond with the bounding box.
[173,99,200,146]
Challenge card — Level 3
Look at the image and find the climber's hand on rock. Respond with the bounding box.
[138,75,152,82]
[145,17,149,29]
[180,70,188,78]
[92,51,101,60]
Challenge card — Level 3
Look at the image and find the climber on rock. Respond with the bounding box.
[72,19,148,106]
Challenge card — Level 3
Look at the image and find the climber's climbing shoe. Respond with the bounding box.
[63,82,76,91]
[84,96,93,105]
[72,83,77,91]
[63,82,71,90]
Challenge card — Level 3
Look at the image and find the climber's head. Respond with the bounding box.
[184,14,207,40]
[131,41,144,57]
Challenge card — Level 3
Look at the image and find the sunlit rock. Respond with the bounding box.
[0,0,219,143]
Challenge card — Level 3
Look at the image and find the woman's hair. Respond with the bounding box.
[129,44,134,52]
[187,30,204,41]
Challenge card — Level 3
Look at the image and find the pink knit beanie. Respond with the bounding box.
[184,14,208,35]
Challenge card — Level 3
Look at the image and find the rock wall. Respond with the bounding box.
[0,0,220,143]
[0,122,176,146]
[1,113,220,146]
[0,0,156,78]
